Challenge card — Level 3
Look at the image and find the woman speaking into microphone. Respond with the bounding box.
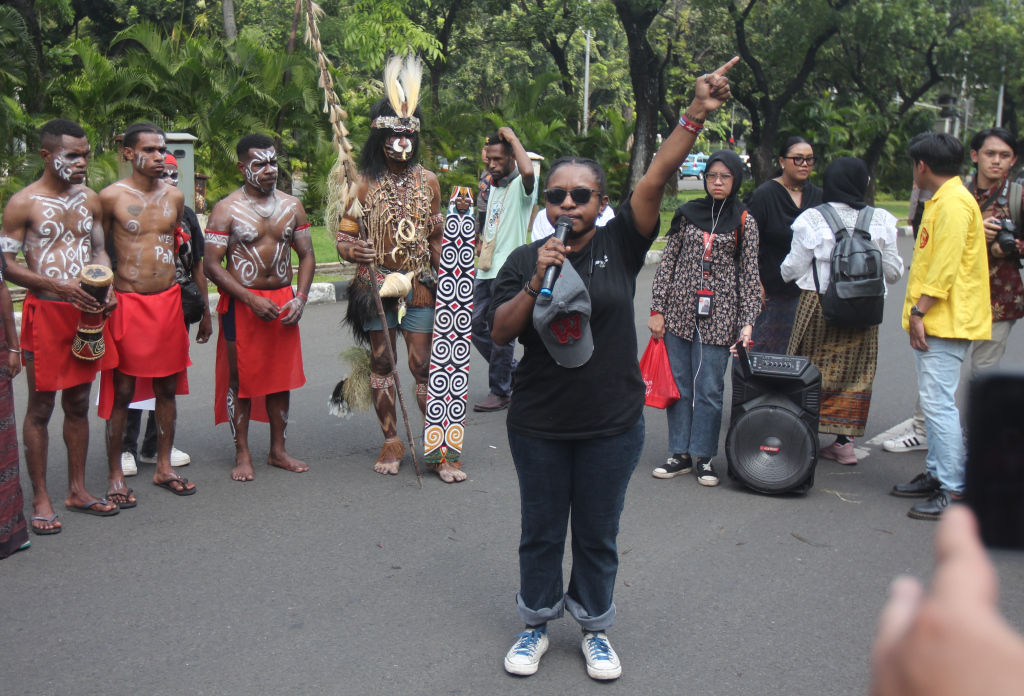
[488,57,739,681]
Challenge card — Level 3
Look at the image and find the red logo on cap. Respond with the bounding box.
[549,315,582,344]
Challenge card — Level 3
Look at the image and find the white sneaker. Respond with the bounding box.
[582,631,622,680]
[121,451,138,477]
[882,432,928,453]
[504,627,549,676]
[138,447,191,467]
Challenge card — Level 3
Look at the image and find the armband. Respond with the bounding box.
[678,113,704,135]
[294,223,311,233]
[0,237,24,253]
[204,230,229,247]
[428,212,444,227]
[336,231,359,245]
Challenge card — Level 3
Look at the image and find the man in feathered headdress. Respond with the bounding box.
[336,56,464,482]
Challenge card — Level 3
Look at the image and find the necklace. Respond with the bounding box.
[243,187,278,219]
[778,178,803,193]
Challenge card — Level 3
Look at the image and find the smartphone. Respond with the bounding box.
[965,373,1024,550]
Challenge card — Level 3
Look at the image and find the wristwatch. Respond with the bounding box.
[910,304,926,318]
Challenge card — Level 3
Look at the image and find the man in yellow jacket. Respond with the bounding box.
[893,132,991,521]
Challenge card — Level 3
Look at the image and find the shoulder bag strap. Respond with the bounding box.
[1010,182,1022,228]
[854,206,875,236]
[815,204,847,239]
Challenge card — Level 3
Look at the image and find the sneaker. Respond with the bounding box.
[138,447,191,467]
[121,451,138,477]
[503,626,549,676]
[653,454,692,479]
[819,440,858,465]
[695,457,719,486]
[882,432,928,453]
[581,631,622,680]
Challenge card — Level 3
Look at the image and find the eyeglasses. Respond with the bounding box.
[706,173,734,182]
[783,156,816,166]
[544,188,601,205]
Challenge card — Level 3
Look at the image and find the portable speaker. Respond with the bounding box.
[726,345,822,494]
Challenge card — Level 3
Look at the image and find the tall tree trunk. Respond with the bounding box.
[223,0,238,41]
[862,129,892,206]
[613,0,668,195]
[274,0,302,194]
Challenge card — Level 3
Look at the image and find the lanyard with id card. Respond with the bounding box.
[696,231,716,318]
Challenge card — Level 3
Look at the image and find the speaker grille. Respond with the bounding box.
[726,406,817,494]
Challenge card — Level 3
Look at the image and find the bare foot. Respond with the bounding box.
[231,452,255,482]
[268,451,309,473]
[374,439,404,476]
[66,491,118,514]
[30,498,62,533]
[436,461,467,483]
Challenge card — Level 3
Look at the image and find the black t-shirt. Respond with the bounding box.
[745,180,822,296]
[488,195,655,439]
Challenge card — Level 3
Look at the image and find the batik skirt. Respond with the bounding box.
[787,290,878,437]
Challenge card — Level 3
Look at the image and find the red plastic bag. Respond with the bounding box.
[640,337,681,409]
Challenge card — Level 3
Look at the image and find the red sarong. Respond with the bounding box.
[21,293,119,392]
[98,285,191,419]
[214,287,305,425]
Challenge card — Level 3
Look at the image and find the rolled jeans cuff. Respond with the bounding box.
[516,592,563,626]
[566,594,615,631]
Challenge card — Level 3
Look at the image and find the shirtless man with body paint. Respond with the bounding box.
[99,121,195,499]
[204,134,314,482]
[0,119,119,533]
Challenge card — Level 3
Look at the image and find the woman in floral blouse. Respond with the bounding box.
[649,150,760,486]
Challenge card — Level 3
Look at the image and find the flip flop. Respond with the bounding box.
[30,513,61,535]
[106,488,137,509]
[154,477,196,496]
[64,499,120,517]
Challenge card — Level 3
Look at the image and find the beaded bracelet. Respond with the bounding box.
[523,280,540,298]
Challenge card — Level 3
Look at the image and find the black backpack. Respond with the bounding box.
[810,204,885,329]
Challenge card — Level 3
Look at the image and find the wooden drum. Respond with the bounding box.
[72,265,113,361]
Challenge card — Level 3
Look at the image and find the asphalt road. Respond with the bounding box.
[3,233,1023,696]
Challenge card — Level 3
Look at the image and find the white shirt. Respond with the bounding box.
[780,202,904,295]
[530,205,616,242]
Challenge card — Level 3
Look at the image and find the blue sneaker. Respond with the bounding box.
[582,631,622,680]
[504,626,549,676]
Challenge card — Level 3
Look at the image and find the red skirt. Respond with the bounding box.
[21,293,119,392]
[214,287,305,425]
[98,285,190,419]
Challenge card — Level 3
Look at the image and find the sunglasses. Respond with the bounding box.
[782,156,816,166]
[544,188,601,206]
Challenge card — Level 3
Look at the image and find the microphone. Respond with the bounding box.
[539,216,573,298]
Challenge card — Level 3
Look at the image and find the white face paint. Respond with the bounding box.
[385,135,413,162]
[51,149,76,182]
[244,148,278,192]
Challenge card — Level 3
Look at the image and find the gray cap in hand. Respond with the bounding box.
[532,259,594,368]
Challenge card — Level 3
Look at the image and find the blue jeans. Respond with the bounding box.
[664,329,732,457]
[472,278,517,396]
[508,416,645,631]
[914,335,971,494]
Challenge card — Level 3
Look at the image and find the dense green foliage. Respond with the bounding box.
[1,0,1021,216]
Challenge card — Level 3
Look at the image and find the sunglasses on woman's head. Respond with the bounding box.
[783,156,816,166]
[544,188,601,205]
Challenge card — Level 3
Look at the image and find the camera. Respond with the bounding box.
[994,218,1018,255]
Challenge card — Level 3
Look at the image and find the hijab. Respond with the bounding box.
[822,157,869,210]
[670,149,747,235]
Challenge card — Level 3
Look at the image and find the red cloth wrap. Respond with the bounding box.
[20,293,119,392]
[98,285,191,419]
[214,287,306,425]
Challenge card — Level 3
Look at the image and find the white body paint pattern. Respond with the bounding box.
[51,149,77,182]
[0,237,24,253]
[26,192,93,279]
[113,182,175,278]
[225,198,299,287]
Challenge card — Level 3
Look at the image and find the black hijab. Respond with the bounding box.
[670,150,746,235]
[822,157,869,209]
